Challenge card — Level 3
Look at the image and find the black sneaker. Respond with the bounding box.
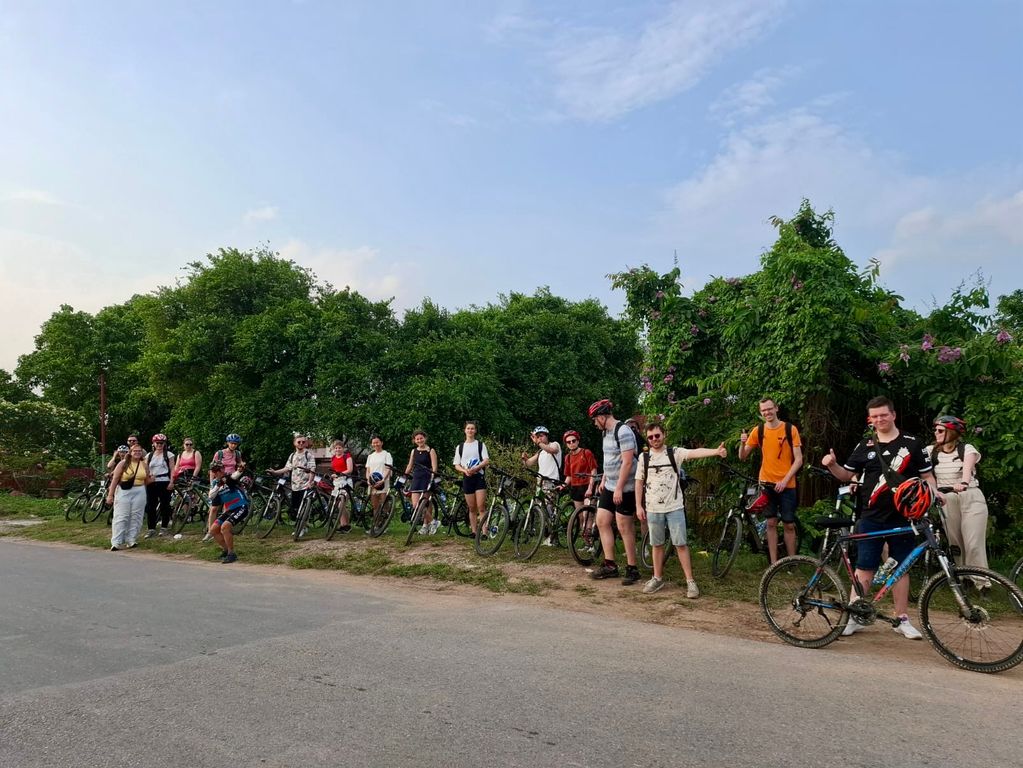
[621,565,641,586]
[222,552,238,564]
[218,549,229,561]
[338,525,352,533]
[591,563,620,580]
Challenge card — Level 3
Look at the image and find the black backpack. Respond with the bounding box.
[756,421,796,462]
[641,448,690,500]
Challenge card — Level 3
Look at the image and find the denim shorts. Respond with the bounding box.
[647,508,688,547]
[854,517,916,571]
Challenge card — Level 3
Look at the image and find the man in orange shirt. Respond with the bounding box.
[738,397,803,563]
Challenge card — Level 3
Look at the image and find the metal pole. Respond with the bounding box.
[99,372,107,472]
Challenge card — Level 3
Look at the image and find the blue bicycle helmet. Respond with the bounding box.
[225,433,242,444]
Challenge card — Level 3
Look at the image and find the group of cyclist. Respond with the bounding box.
[102,394,992,631]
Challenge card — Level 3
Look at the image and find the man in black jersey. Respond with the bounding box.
[822,396,938,640]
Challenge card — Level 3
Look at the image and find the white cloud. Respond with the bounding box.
[656,107,1023,309]
[277,240,420,310]
[710,66,800,125]
[2,189,66,206]
[552,0,785,121]
[243,205,278,223]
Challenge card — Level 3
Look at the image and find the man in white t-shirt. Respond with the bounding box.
[636,422,726,597]
[522,426,562,546]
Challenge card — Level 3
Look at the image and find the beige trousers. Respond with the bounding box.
[943,487,990,573]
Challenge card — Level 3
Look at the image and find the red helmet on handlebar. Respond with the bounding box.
[893,478,933,521]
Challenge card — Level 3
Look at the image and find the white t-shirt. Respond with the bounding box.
[453,440,489,469]
[366,450,394,487]
[635,447,691,513]
[537,441,562,483]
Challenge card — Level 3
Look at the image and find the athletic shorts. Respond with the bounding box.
[569,485,588,503]
[216,504,250,527]
[854,517,916,571]
[462,474,486,494]
[598,488,636,517]
[762,488,798,523]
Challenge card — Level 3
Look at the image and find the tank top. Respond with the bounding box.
[411,448,433,483]
[331,453,353,475]
[123,461,148,487]
[176,451,197,475]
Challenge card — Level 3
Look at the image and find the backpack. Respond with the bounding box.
[642,448,690,502]
[756,421,796,462]
[929,442,972,485]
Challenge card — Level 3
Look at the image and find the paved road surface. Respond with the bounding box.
[1,538,1019,768]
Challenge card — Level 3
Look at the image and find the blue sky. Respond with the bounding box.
[2,0,1021,372]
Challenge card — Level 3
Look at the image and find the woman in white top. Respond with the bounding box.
[927,415,990,581]
[365,435,394,519]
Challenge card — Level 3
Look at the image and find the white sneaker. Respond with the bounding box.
[686,581,700,599]
[201,532,214,543]
[418,524,430,535]
[841,618,867,637]
[144,529,157,539]
[642,577,665,594]
[894,615,923,640]
[428,519,441,535]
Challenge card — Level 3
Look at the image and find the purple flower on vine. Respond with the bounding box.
[974,426,984,435]
[663,374,674,384]
[878,362,892,375]
[655,290,665,299]
[899,344,910,364]
[937,346,962,363]
[643,380,653,393]
[921,334,935,352]
[658,413,666,421]
[668,365,676,373]
[996,329,1013,344]
[690,324,700,336]
[702,397,711,406]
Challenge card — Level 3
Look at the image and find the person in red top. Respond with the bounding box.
[330,438,355,533]
[561,430,597,512]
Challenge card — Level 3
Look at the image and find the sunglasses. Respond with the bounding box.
[184,442,193,446]
[565,439,578,444]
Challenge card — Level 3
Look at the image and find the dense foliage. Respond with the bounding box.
[611,201,1022,553]
[7,247,637,469]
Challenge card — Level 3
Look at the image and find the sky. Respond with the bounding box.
[1,0,1021,373]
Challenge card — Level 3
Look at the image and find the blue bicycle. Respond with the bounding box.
[759,501,1023,673]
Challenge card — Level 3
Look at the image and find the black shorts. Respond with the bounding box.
[598,489,636,517]
[462,474,486,494]
[216,504,249,527]
[569,485,588,502]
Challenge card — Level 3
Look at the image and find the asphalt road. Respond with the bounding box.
[1,538,1020,768]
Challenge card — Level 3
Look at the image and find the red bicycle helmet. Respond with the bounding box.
[563,429,581,442]
[587,399,614,418]
[893,478,933,521]
[152,433,167,443]
[933,415,966,435]
[748,490,771,515]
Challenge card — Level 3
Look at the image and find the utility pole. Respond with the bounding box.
[99,372,107,471]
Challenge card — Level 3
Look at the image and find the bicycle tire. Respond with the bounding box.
[324,493,349,541]
[474,500,510,556]
[293,493,313,541]
[1011,557,1023,590]
[258,495,284,539]
[247,491,271,535]
[448,497,473,538]
[83,491,108,523]
[760,555,848,649]
[405,497,428,546]
[514,499,545,560]
[369,494,395,538]
[65,492,89,521]
[711,512,742,577]
[171,493,192,534]
[919,566,1023,673]
[567,505,601,566]
[640,525,670,572]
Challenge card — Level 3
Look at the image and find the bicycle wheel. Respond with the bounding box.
[514,500,545,560]
[475,500,510,556]
[919,566,1023,673]
[405,497,428,546]
[369,494,395,538]
[760,556,848,649]
[65,492,89,521]
[1011,557,1023,590]
[324,493,349,541]
[293,494,313,541]
[567,505,601,566]
[258,495,285,539]
[171,493,193,534]
[448,497,473,538]
[711,512,742,577]
[640,525,670,572]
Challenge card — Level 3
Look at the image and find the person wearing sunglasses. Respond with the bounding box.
[172,438,202,483]
[561,430,597,513]
[269,434,317,524]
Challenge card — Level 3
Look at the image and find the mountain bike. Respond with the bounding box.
[710,463,804,578]
[1012,557,1023,590]
[64,476,101,521]
[565,476,647,570]
[759,503,1023,673]
[170,478,210,534]
[513,467,568,561]
[323,472,376,540]
[473,466,528,557]
[292,474,336,541]
[404,468,471,545]
[806,465,858,560]
[83,475,113,524]
[252,474,296,539]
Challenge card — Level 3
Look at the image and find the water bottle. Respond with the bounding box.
[756,519,768,539]
[438,488,448,506]
[873,557,898,586]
